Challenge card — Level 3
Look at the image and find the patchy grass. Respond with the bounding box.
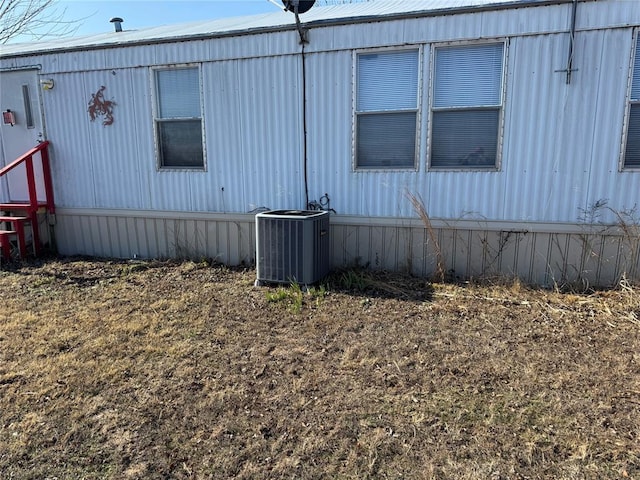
[0,258,638,479]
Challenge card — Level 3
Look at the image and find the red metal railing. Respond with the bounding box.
[0,141,55,256]
[0,141,55,215]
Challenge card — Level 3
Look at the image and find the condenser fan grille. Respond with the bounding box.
[256,210,330,285]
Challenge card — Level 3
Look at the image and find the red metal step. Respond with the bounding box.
[0,209,42,257]
[0,230,17,260]
[0,216,28,258]
[0,202,48,212]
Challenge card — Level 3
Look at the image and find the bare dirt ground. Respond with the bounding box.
[0,258,639,479]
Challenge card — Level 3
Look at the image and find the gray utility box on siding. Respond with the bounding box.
[255,210,330,285]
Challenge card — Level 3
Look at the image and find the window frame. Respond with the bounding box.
[427,39,508,172]
[151,64,206,171]
[352,45,423,172]
[621,29,640,171]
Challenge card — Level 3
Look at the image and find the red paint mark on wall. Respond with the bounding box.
[88,86,116,126]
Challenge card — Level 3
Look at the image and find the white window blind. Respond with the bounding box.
[157,121,204,168]
[357,112,417,168]
[357,50,419,111]
[356,50,419,169]
[434,43,503,108]
[432,110,499,166]
[624,38,640,168]
[632,41,640,102]
[154,67,204,169]
[157,68,201,119]
[626,109,640,167]
[431,43,504,169]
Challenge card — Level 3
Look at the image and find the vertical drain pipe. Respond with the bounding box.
[293,8,310,209]
[565,0,578,84]
[302,41,310,209]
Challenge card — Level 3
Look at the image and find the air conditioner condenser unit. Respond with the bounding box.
[255,209,330,285]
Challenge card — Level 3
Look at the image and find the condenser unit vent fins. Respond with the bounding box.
[256,210,330,285]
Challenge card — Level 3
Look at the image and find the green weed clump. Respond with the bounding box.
[265,281,327,313]
[340,269,368,291]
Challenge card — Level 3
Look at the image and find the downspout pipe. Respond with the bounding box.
[565,0,578,84]
[293,5,310,209]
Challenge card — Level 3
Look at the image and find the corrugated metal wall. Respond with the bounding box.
[307,26,638,224]
[18,0,636,227]
[54,208,640,287]
[42,55,305,214]
[55,210,255,265]
[0,0,635,285]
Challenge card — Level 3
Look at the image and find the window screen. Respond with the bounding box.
[624,38,640,168]
[155,67,204,169]
[356,49,419,169]
[431,43,504,169]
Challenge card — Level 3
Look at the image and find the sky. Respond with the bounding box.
[60,0,279,35]
[11,0,286,43]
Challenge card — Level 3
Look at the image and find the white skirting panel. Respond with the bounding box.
[54,209,256,266]
[54,208,640,287]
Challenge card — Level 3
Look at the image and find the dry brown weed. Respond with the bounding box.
[0,259,638,479]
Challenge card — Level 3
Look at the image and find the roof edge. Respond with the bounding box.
[0,0,579,60]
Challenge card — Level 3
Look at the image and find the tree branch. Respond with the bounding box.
[0,0,78,44]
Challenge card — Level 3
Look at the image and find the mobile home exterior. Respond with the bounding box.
[1,0,639,286]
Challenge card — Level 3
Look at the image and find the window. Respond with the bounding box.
[154,67,204,169]
[355,49,419,169]
[624,36,640,168]
[430,43,504,169]
[22,85,34,129]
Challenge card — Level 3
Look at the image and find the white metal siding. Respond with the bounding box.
[584,28,639,220]
[2,0,639,226]
[44,68,154,209]
[201,55,304,212]
[43,56,304,213]
[501,28,636,224]
[304,26,640,223]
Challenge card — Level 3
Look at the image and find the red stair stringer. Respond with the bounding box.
[0,142,55,261]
